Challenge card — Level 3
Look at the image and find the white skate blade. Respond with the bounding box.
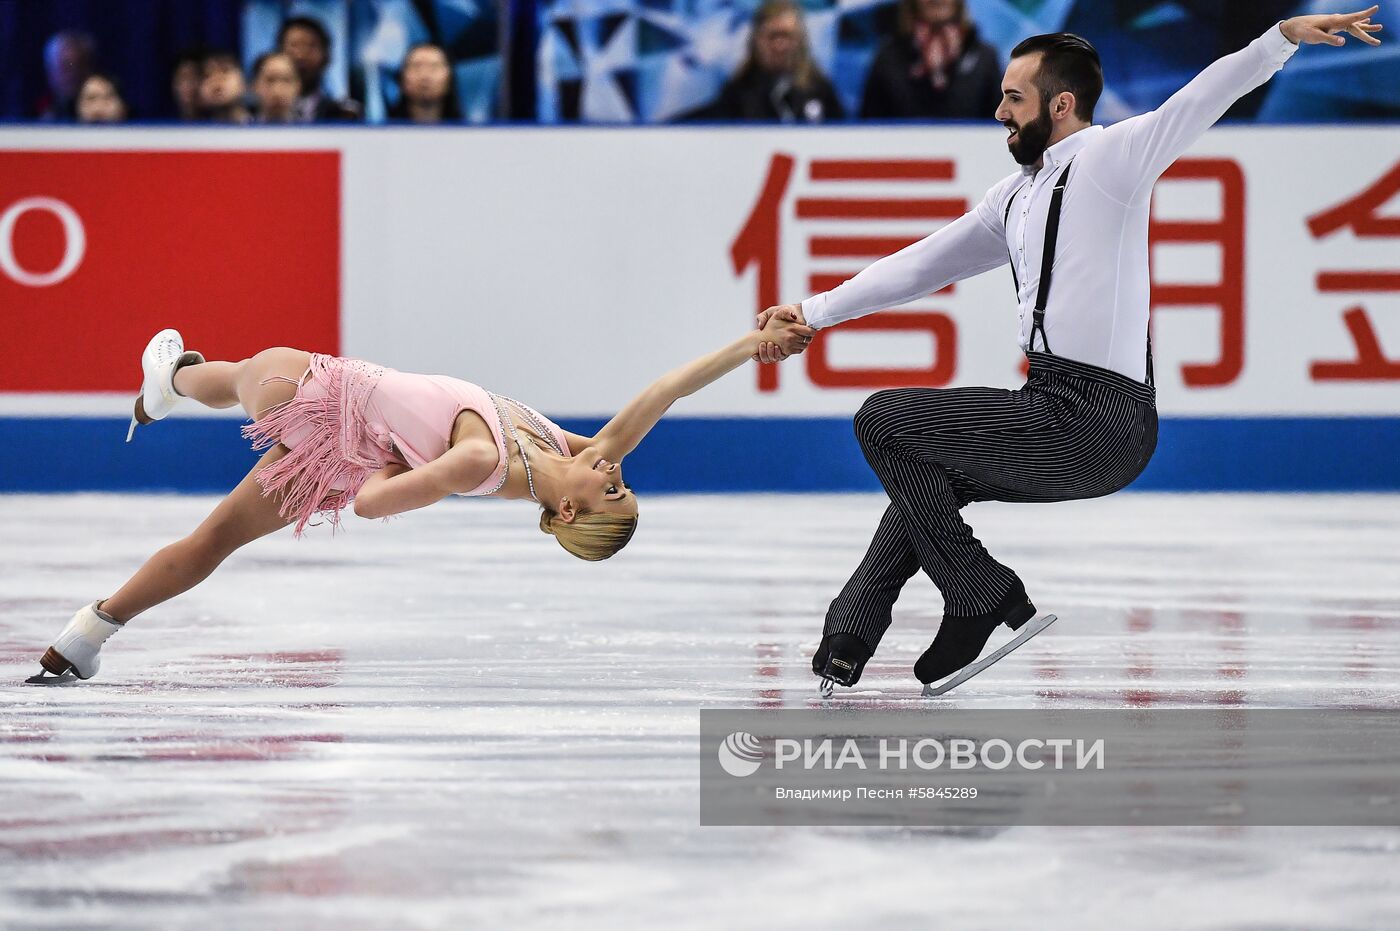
[921,613,1057,698]
[125,412,138,443]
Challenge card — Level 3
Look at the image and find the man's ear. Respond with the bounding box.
[1055,91,1077,119]
[559,497,577,523]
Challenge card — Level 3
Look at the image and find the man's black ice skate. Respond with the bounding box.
[914,580,1036,685]
[812,633,872,698]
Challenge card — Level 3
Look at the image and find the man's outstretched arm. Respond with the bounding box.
[1097,6,1383,204]
[798,184,1015,332]
[752,183,1016,362]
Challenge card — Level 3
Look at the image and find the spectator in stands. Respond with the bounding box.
[171,48,206,121]
[278,16,361,122]
[37,30,97,121]
[860,0,1002,120]
[75,73,128,124]
[704,0,843,123]
[251,52,301,124]
[387,44,462,124]
[200,50,251,125]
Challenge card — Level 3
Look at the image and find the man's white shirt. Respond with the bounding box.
[800,24,1298,382]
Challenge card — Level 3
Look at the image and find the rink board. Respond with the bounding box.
[1,126,1397,491]
[2,415,1397,493]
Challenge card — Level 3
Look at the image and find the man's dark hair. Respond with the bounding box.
[278,16,332,54]
[1009,33,1102,121]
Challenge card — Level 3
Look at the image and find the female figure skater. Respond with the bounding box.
[33,316,813,683]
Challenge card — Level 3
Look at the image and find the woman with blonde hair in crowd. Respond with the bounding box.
[32,313,813,683]
[860,0,1002,119]
[704,0,844,123]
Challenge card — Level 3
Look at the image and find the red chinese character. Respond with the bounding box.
[1306,160,1400,381]
[1148,159,1247,388]
[732,155,964,392]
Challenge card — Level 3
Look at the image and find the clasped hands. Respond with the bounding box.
[752,304,814,364]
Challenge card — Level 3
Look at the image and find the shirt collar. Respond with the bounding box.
[1021,124,1102,176]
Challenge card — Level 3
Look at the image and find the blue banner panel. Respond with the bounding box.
[3,416,1398,494]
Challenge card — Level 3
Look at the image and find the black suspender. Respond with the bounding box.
[1145,326,1155,387]
[1005,157,1155,387]
[1031,160,1074,354]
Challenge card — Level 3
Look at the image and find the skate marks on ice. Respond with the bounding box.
[1,493,1399,927]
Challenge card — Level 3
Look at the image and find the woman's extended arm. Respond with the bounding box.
[591,317,811,461]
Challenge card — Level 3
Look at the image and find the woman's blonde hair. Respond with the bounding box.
[539,507,638,561]
[738,0,818,92]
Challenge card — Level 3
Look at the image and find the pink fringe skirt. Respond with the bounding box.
[241,353,394,538]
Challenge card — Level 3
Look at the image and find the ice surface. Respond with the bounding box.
[2,492,1400,929]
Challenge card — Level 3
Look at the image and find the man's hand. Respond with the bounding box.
[753,304,811,363]
[1281,6,1383,46]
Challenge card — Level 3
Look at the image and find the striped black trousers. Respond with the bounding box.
[825,351,1158,651]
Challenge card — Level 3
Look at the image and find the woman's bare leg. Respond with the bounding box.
[98,444,294,621]
[173,347,313,419]
[100,347,318,622]
[172,360,244,409]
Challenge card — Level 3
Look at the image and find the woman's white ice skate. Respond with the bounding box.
[27,602,124,684]
[125,328,205,442]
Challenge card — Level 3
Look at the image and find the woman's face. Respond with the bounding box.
[254,54,300,117]
[402,47,451,105]
[560,447,636,520]
[755,11,801,74]
[76,76,125,123]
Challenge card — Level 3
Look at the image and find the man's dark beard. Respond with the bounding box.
[1006,101,1053,166]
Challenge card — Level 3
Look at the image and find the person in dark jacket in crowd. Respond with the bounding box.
[36,30,97,121]
[860,0,1002,119]
[278,15,361,122]
[707,0,844,123]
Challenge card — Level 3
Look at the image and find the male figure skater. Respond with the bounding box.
[756,8,1384,692]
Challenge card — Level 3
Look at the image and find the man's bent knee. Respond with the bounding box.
[853,389,920,450]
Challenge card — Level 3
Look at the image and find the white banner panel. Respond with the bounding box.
[2,126,1397,419]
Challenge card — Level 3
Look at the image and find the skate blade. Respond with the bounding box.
[921,613,1058,698]
[126,396,151,443]
[818,676,835,699]
[25,670,79,686]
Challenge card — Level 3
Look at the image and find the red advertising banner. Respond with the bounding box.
[0,151,339,391]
